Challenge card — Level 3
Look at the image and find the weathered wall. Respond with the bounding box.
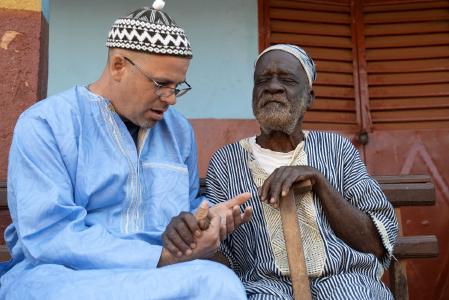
[0,1,48,181]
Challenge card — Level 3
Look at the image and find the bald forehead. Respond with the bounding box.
[108,48,147,60]
[255,50,306,77]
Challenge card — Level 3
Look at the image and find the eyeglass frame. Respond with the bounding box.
[123,56,192,98]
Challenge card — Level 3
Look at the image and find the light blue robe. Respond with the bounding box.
[0,86,246,299]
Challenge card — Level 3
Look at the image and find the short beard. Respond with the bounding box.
[138,120,156,129]
[253,94,304,135]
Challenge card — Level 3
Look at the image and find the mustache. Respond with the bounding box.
[258,94,288,108]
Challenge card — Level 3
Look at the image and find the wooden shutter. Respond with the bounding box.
[364,0,449,130]
[260,0,449,132]
[263,0,360,131]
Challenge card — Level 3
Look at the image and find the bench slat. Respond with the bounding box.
[381,182,435,207]
[200,177,435,207]
[0,244,10,261]
[394,235,439,259]
[375,175,431,184]
[0,182,6,208]
[0,194,6,208]
[0,236,439,262]
[1,175,436,209]
[375,175,435,207]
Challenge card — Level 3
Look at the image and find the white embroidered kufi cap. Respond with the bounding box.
[106,0,192,57]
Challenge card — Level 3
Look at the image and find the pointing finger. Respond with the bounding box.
[224,192,251,208]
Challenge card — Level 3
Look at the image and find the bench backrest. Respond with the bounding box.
[199,174,435,208]
[0,174,435,211]
[0,181,10,261]
[0,181,6,209]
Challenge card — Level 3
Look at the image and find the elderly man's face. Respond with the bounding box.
[252,50,312,135]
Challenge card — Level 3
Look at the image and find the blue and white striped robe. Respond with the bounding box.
[206,131,398,300]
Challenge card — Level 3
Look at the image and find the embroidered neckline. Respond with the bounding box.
[239,134,326,277]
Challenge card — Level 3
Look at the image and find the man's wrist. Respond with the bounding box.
[157,247,179,267]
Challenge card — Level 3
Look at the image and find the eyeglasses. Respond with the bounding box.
[124,56,192,98]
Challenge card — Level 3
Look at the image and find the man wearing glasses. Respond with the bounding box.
[0,2,250,299]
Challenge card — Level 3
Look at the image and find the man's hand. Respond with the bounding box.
[259,166,320,208]
[195,200,211,231]
[209,193,253,240]
[162,210,203,258]
[259,165,387,259]
[158,211,222,267]
[162,193,253,257]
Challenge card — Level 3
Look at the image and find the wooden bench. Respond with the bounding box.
[0,176,438,299]
[376,175,438,300]
[0,181,10,262]
[199,175,438,300]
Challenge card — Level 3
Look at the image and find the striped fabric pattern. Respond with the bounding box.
[206,131,398,299]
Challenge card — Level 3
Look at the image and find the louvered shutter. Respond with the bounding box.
[363,0,449,130]
[261,0,449,132]
[264,0,360,131]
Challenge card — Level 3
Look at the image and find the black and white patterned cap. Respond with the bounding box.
[106,0,192,57]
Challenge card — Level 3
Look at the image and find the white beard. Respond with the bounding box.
[253,96,304,135]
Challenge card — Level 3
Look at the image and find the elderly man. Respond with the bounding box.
[207,44,398,299]
[165,44,398,299]
[0,2,250,299]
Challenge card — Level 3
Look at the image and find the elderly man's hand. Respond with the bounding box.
[158,210,222,267]
[259,165,324,208]
[162,193,253,258]
[210,193,253,240]
[162,211,202,258]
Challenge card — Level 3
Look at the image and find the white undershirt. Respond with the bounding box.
[249,136,295,175]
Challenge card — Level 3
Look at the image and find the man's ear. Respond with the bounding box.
[306,89,315,109]
[108,54,126,82]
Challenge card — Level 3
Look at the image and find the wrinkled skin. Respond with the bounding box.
[163,194,253,257]
[259,165,321,208]
[158,208,223,267]
[252,50,317,207]
[252,50,312,136]
[252,50,385,259]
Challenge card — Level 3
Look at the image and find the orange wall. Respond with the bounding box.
[0,3,48,180]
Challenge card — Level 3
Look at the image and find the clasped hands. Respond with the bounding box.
[162,193,253,260]
[162,166,323,260]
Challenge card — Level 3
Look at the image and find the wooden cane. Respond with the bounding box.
[279,180,313,300]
